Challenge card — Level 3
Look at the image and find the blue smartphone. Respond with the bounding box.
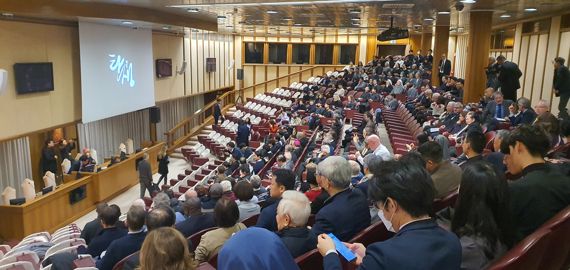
[328,233,357,262]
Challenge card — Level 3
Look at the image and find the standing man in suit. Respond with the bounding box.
[438,54,452,86]
[96,205,147,270]
[496,55,523,102]
[317,160,461,269]
[138,153,153,199]
[41,139,58,175]
[213,99,222,125]
[311,156,371,241]
[553,57,570,119]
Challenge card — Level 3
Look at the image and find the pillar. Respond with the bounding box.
[431,16,450,87]
[463,11,493,103]
[421,30,432,53]
[409,34,422,52]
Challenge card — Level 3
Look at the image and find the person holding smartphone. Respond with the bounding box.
[317,159,461,269]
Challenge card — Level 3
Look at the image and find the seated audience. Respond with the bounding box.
[220,180,236,201]
[234,180,261,221]
[548,119,570,159]
[250,175,268,201]
[217,227,299,270]
[193,199,246,266]
[485,129,509,173]
[251,150,266,174]
[510,97,536,126]
[533,99,562,147]
[276,190,315,258]
[96,205,147,270]
[255,169,296,231]
[317,159,461,269]
[417,141,462,198]
[349,160,364,185]
[201,183,223,211]
[175,197,215,238]
[450,161,514,270]
[481,92,513,130]
[81,203,108,245]
[455,131,486,169]
[153,192,184,224]
[356,134,393,164]
[138,227,192,270]
[311,156,371,241]
[83,204,126,258]
[503,125,570,241]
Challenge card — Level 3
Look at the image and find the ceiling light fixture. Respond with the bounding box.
[162,26,171,30]
[283,17,293,20]
[460,0,476,3]
[171,0,397,8]
[424,18,434,21]
[121,21,133,25]
[294,23,302,26]
[187,8,199,13]
[266,10,278,14]
[349,9,361,14]
[351,17,360,21]
[500,14,511,18]
[524,8,537,12]
[1,12,14,17]
[438,11,450,15]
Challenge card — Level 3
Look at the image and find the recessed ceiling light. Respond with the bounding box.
[1,12,14,17]
[424,18,434,21]
[351,17,360,21]
[122,21,133,25]
[283,17,293,20]
[267,10,278,14]
[187,8,199,13]
[460,0,476,3]
[294,23,302,26]
[162,26,171,30]
[414,24,422,27]
[438,11,450,15]
[349,9,361,14]
[191,29,199,32]
[524,8,537,12]
[500,14,511,18]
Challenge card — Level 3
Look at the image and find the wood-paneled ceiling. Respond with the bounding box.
[1,0,569,36]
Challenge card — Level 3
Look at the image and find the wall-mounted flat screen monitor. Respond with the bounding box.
[13,63,54,94]
[156,59,172,78]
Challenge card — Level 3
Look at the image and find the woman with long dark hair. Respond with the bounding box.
[451,161,514,270]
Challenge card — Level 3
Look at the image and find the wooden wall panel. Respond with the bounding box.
[517,36,530,98]
[531,34,548,104]
[266,66,278,82]
[522,35,538,99]
[454,35,468,79]
[512,24,523,65]
[243,66,255,87]
[448,35,457,74]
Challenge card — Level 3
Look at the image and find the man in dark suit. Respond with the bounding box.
[438,54,451,86]
[251,150,265,175]
[554,57,570,119]
[456,131,486,170]
[122,207,177,270]
[497,55,523,102]
[80,203,107,245]
[504,125,570,242]
[213,99,222,125]
[82,205,127,258]
[255,169,295,231]
[510,97,537,126]
[481,91,513,129]
[96,205,146,270]
[175,197,215,237]
[311,156,370,241]
[317,159,461,269]
[41,139,58,175]
[138,153,153,199]
[236,120,250,147]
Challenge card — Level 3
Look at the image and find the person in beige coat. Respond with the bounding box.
[192,198,246,266]
[417,141,462,198]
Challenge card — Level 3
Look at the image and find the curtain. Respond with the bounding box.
[156,96,205,142]
[0,137,33,199]
[77,109,150,164]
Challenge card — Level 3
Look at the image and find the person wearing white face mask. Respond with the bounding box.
[317,159,462,270]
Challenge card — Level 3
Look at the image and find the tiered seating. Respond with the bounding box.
[0,224,96,270]
[381,103,423,155]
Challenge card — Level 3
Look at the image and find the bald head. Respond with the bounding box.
[131,199,145,210]
[365,135,381,151]
[184,190,198,201]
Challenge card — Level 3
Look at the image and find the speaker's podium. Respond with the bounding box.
[0,142,164,240]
